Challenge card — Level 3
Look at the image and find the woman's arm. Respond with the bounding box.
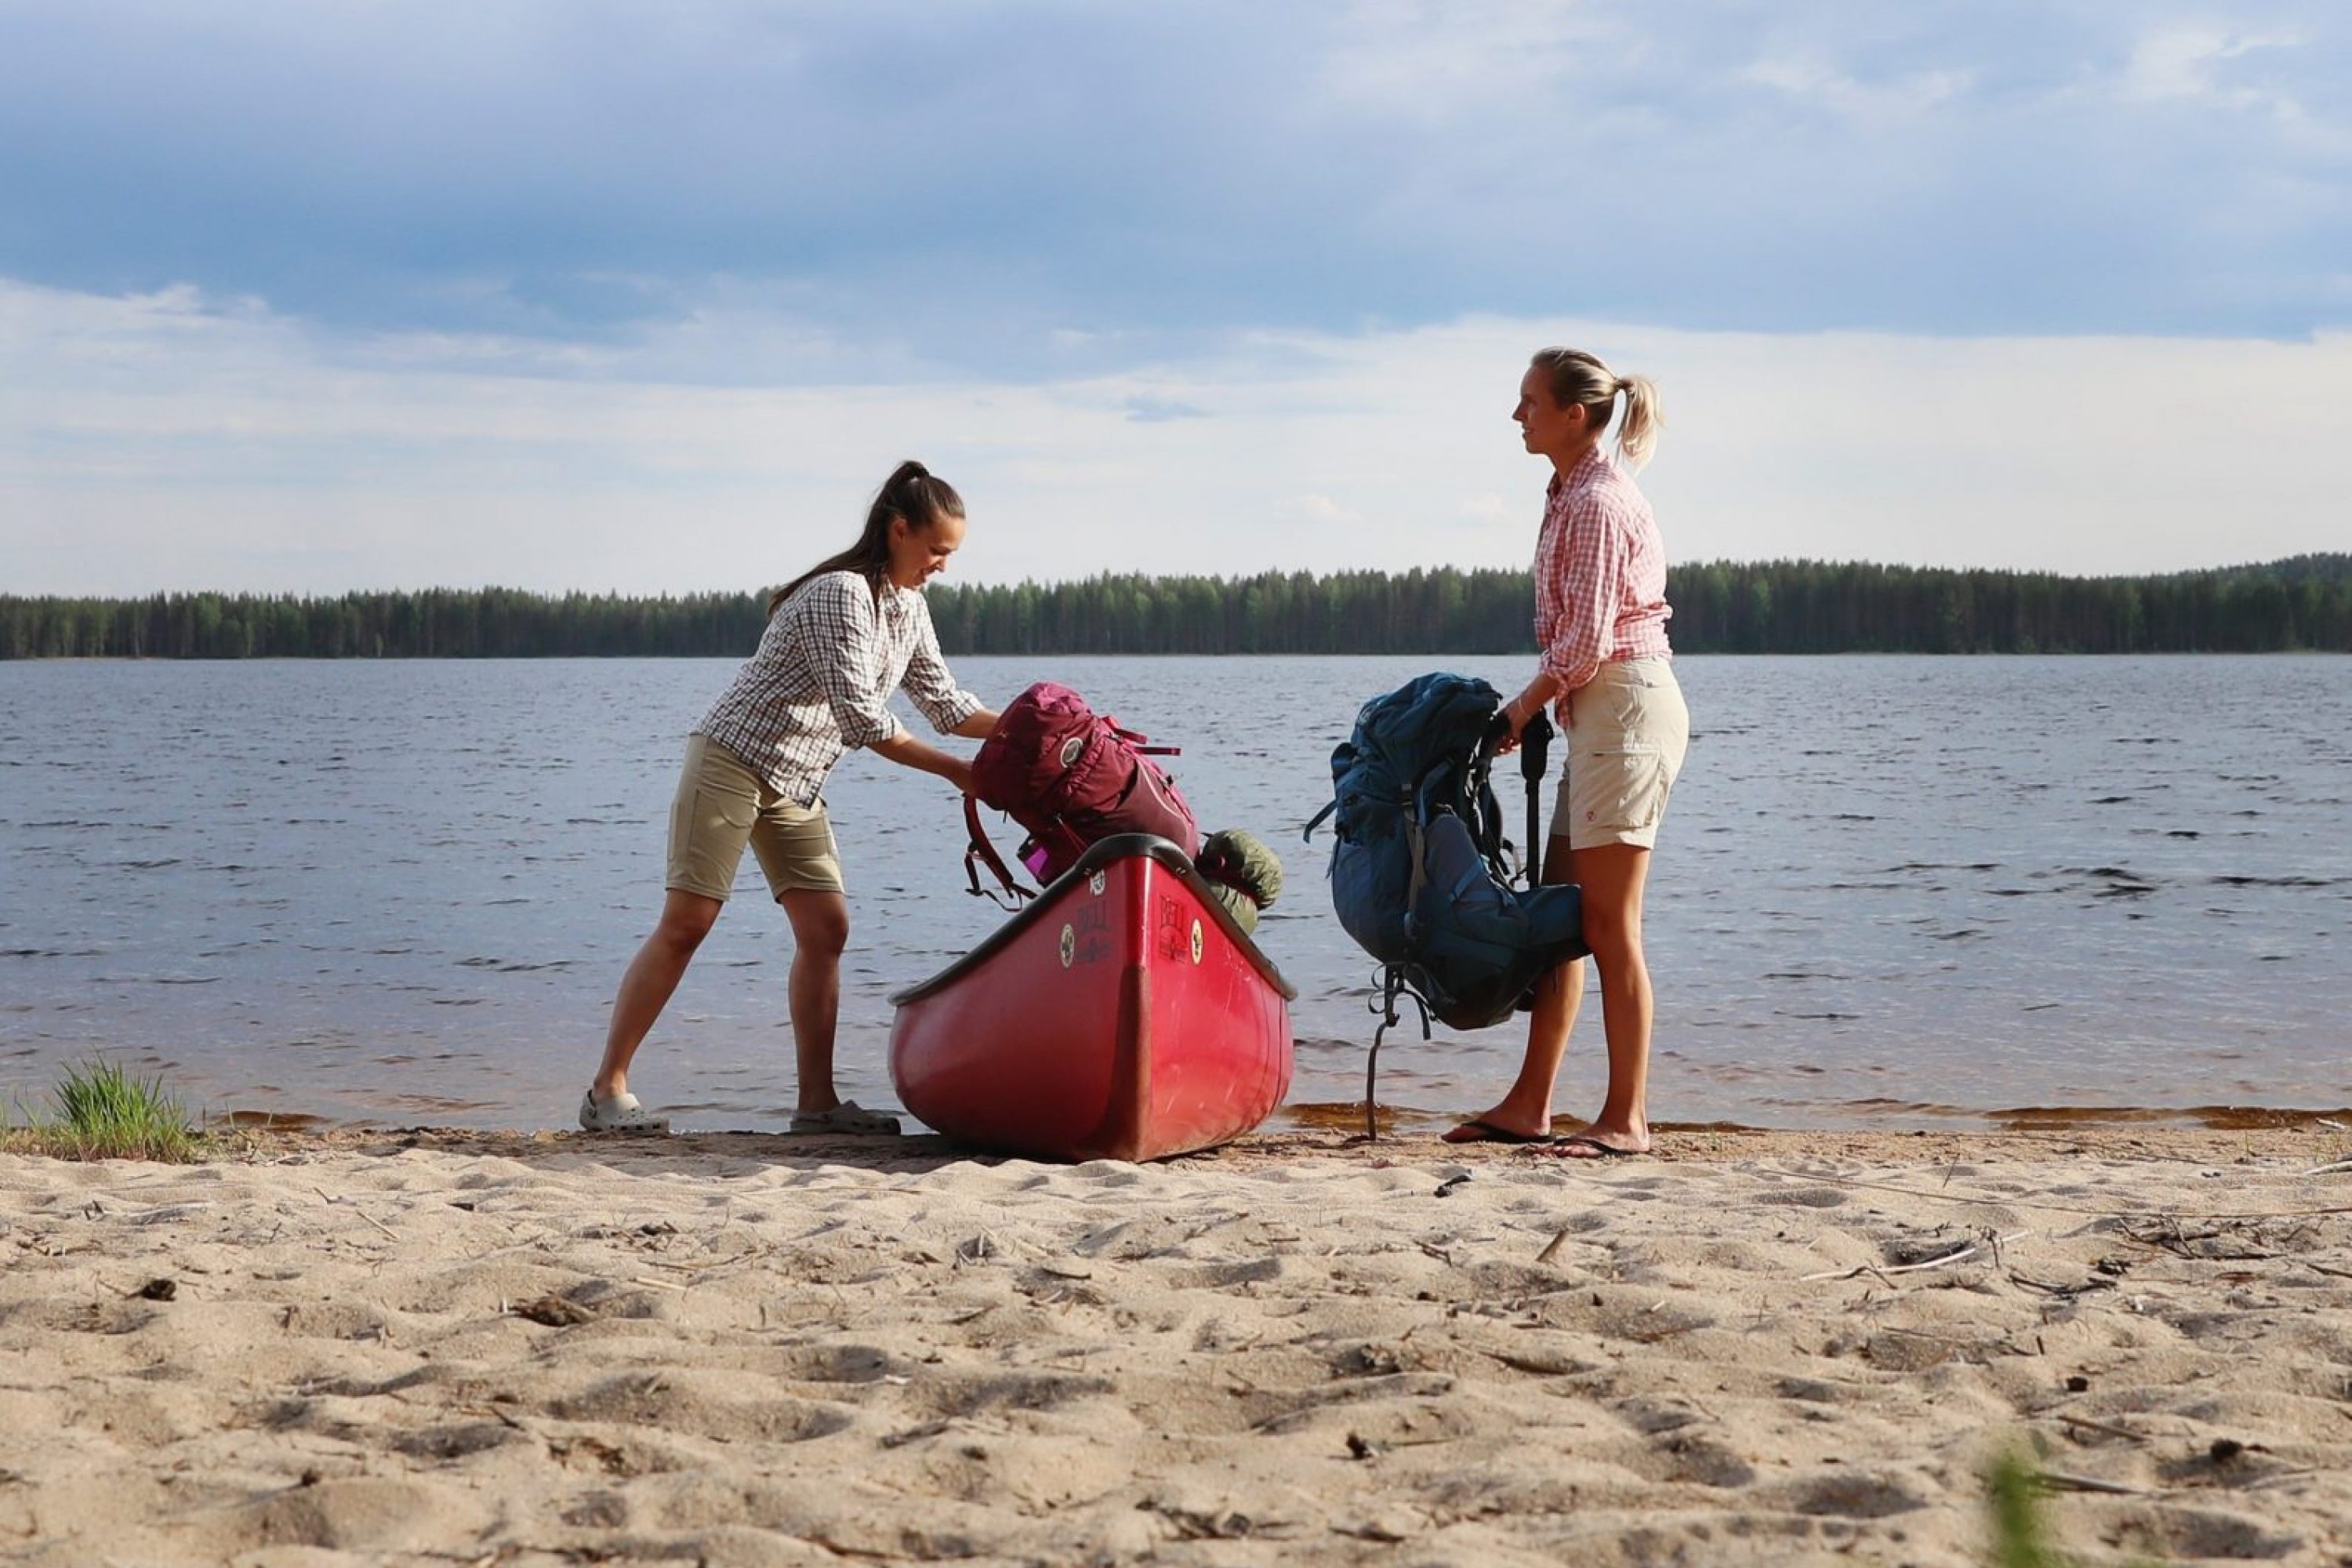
[805,575,904,750]
[869,731,975,794]
[1541,497,1622,698]
[1501,673,1563,742]
[865,707,992,792]
[1508,494,1625,745]
[900,599,989,736]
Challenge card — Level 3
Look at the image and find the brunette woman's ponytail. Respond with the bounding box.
[769,461,967,615]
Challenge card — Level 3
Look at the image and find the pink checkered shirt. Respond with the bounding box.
[695,570,982,806]
[1532,445,1673,699]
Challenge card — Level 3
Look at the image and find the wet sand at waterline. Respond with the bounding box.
[5,1127,2350,1566]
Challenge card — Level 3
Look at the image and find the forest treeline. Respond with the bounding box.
[4,554,2347,660]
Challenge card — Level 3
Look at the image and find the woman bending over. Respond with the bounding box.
[581,461,999,1134]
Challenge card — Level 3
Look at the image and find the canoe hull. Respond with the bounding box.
[889,835,1294,1162]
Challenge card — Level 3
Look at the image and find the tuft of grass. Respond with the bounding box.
[1987,1450,2065,1568]
[1987,1448,2162,1568]
[1,1059,202,1162]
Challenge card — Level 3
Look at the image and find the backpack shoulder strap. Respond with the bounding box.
[964,795,1036,907]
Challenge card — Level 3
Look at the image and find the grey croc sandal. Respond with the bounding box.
[579,1089,670,1134]
[788,1100,902,1136]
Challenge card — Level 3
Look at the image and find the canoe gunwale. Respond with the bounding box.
[887,833,1298,1006]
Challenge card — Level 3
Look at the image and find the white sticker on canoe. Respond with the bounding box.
[1190,920,1203,964]
[1059,924,1076,968]
[1088,870,1106,896]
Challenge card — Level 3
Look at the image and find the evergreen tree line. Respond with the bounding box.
[4,555,2347,661]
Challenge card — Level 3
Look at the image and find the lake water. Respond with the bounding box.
[3,655,2347,1134]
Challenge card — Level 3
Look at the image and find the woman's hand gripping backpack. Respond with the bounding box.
[964,681,1200,902]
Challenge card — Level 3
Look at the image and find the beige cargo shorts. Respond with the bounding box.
[1554,659,1690,853]
[665,733,845,902]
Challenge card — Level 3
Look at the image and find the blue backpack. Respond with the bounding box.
[1306,673,1588,1130]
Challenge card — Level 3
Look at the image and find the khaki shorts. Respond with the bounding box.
[665,733,845,902]
[1554,659,1690,853]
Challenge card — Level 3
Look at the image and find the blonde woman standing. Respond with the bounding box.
[581,461,999,1135]
[1446,349,1690,1157]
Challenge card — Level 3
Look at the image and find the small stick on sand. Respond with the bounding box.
[1802,1229,2031,1283]
[2054,1411,2147,1444]
[1803,1243,1974,1283]
[2036,1469,2149,1497]
[2009,1271,2114,1298]
[314,1189,397,1240]
[2238,1466,2325,1493]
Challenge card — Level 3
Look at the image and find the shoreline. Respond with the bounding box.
[6,1125,2349,1565]
[159,1120,2352,1163]
[171,1102,2352,1142]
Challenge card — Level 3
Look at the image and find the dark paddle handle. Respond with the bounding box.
[1519,710,1554,887]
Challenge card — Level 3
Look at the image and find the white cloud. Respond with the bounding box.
[1741,56,1973,120]
[1316,0,1623,122]
[2119,27,2301,113]
[1287,494,1362,524]
[5,278,2350,595]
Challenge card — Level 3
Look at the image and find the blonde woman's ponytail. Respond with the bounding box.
[1615,374,1663,471]
[1529,347,1664,470]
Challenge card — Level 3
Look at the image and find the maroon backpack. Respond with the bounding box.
[964,681,1200,901]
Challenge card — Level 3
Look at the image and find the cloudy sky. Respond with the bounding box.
[4,2,2347,593]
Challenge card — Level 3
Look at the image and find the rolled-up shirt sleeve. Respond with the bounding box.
[898,598,984,734]
[1540,496,1624,695]
[808,575,902,749]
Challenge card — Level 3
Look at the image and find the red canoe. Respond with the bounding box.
[889,834,1296,1162]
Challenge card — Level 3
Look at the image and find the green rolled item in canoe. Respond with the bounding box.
[1196,828,1283,936]
[1203,880,1260,935]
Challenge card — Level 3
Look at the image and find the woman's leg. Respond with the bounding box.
[1549,840,1655,1156]
[1442,837,1584,1142]
[779,889,851,1114]
[593,888,723,1099]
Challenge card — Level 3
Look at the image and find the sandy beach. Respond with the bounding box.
[4,1125,2349,1566]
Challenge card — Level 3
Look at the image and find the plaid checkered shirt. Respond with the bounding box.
[1533,445,1674,702]
[695,571,982,805]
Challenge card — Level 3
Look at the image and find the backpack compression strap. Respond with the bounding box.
[963,795,1036,907]
[1102,719,1180,757]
